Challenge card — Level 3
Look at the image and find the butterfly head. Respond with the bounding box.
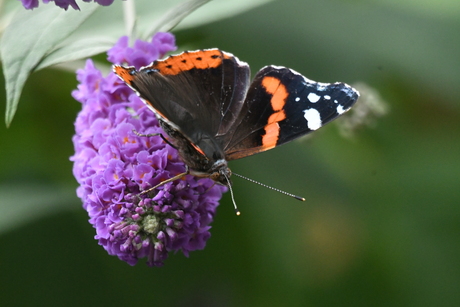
[209,160,232,187]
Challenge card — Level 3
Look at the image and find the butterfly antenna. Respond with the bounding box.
[233,173,306,201]
[223,173,241,216]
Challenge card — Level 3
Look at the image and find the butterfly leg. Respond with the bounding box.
[132,129,177,149]
[138,165,190,197]
[200,181,217,195]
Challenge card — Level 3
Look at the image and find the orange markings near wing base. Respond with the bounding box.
[260,76,288,148]
[190,142,206,157]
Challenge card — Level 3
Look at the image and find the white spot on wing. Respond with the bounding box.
[295,97,300,102]
[317,85,327,91]
[337,105,349,114]
[303,109,322,130]
[324,95,331,100]
[307,93,320,103]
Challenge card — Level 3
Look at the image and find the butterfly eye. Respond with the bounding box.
[210,172,221,181]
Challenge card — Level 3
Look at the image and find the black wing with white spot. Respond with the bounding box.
[223,66,359,160]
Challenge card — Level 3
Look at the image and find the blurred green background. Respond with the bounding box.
[1,0,460,306]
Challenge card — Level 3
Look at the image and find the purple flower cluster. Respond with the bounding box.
[108,35,176,70]
[19,0,115,10]
[71,33,226,266]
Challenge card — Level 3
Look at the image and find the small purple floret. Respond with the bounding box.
[107,33,177,69]
[19,0,115,10]
[71,33,225,266]
[19,0,39,9]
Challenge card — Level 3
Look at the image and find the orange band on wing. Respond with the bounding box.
[113,65,135,86]
[261,122,280,150]
[261,76,288,111]
[153,50,230,75]
[267,110,286,124]
[261,76,288,148]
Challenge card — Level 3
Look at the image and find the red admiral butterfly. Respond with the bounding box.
[114,49,359,213]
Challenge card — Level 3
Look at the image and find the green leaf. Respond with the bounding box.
[174,0,274,30]
[0,4,98,127]
[38,0,212,70]
[139,0,211,39]
[1,0,274,126]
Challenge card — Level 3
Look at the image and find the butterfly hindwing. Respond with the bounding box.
[223,66,359,160]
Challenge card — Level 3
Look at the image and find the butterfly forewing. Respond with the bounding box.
[116,50,250,154]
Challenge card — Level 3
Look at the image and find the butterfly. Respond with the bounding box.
[114,49,359,213]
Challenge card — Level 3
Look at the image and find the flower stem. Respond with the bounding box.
[123,0,136,38]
